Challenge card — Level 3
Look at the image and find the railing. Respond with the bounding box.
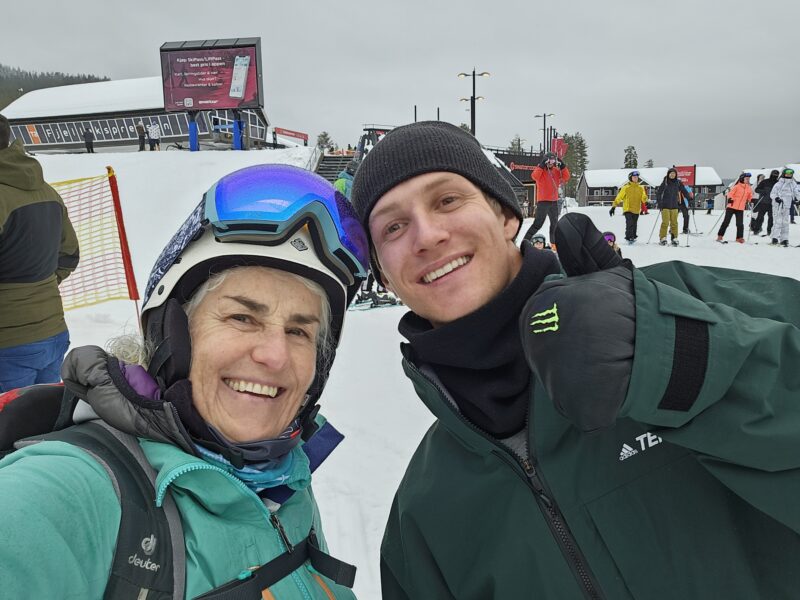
[305,145,322,172]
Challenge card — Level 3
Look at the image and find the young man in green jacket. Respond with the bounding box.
[351,121,800,599]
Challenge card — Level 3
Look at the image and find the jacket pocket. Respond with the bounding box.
[584,454,791,599]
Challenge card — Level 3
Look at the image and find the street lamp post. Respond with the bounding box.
[458,68,490,136]
[534,113,555,153]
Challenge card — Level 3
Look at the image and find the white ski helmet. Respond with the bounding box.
[141,164,368,425]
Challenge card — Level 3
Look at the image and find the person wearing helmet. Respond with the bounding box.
[602,230,623,257]
[522,151,570,249]
[334,160,358,200]
[718,172,753,244]
[530,232,550,251]
[610,170,647,243]
[769,167,800,246]
[750,169,780,237]
[0,164,365,599]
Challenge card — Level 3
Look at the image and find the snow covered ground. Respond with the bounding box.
[37,150,800,599]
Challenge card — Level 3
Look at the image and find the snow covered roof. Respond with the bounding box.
[583,167,722,188]
[2,77,166,119]
[3,77,271,127]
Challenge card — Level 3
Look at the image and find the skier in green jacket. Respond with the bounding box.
[351,121,800,600]
[0,165,366,598]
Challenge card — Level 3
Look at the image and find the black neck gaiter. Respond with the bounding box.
[399,244,561,437]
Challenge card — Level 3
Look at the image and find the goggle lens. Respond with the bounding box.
[206,164,369,282]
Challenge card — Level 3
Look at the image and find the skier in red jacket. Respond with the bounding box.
[522,152,570,247]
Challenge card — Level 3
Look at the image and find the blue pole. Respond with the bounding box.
[188,112,199,152]
[232,110,242,150]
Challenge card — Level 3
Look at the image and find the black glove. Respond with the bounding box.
[609,207,616,217]
[774,197,783,205]
[557,160,566,169]
[520,266,635,431]
[553,212,627,276]
[539,159,548,168]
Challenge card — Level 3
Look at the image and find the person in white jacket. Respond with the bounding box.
[769,167,800,246]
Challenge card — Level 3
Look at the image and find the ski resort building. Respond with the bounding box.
[576,167,723,207]
[1,77,271,152]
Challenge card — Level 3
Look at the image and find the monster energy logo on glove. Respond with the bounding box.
[530,303,559,333]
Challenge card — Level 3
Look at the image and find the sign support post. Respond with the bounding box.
[188,111,199,151]
[232,109,243,150]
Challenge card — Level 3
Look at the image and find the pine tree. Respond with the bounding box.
[623,145,638,168]
[508,134,525,153]
[561,132,589,198]
[316,131,334,152]
[458,123,472,134]
[644,158,654,168]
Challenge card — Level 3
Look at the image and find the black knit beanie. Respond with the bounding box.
[351,121,523,233]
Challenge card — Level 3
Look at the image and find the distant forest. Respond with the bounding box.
[0,63,108,111]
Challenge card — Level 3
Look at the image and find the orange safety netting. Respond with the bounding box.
[52,169,138,311]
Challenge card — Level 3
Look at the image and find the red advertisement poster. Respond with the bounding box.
[674,165,696,187]
[274,127,309,142]
[551,138,568,158]
[161,46,260,111]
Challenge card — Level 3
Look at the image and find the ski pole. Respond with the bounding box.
[707,208,726,236]
[646,209,662,244]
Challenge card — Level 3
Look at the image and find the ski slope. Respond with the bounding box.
[36,150,800,599]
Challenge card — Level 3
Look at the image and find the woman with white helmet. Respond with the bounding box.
[0,164,367,599]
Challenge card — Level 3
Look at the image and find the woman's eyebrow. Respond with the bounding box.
[224,295,268,314]
[224,295,320,325]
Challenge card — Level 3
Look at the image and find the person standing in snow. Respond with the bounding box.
[0,114,79,391]
[655,167,688,245]
[770,167,800,247]
[351,121,800,599]
[147,121,162,151]
[135,120,147,152]
[680,183,694,234]
[718,172,752,243]
[751,169,779,236]
[0,164,364,598]
[82,127,95,153]
[522,152,570,249]
[334,161,358,200]
[610,170,647,243]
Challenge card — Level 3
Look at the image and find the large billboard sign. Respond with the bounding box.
[160,38,263,112]
[674,165,696,187]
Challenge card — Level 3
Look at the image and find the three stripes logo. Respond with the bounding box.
[530,302,559,334]
[618,443,639,461]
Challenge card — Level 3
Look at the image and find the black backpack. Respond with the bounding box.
[0,384,355,599]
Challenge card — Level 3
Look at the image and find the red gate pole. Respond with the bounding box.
[106,166,142,329]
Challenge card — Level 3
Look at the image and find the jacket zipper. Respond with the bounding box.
[406,360,603,600]
[157,459,313,599]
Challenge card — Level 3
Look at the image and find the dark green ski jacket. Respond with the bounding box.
[381,261,800,599]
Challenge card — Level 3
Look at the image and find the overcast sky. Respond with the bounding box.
[3,0,797,177]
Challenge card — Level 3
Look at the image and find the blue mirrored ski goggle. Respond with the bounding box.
[203,164,369,286]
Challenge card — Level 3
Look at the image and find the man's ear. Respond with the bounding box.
[370,247,394,293]
[500,206,521,241]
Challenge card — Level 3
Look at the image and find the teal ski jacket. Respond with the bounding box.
[381,261,800,599]
[0,347,356,599]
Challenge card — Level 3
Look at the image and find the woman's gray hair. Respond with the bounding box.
[107,266,334,375]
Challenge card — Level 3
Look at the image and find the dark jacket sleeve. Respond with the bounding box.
[655,184,664,208]
[56,203,79,284]
[622,262,800,532]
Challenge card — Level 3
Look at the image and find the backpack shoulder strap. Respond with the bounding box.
[27,422,186,600]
